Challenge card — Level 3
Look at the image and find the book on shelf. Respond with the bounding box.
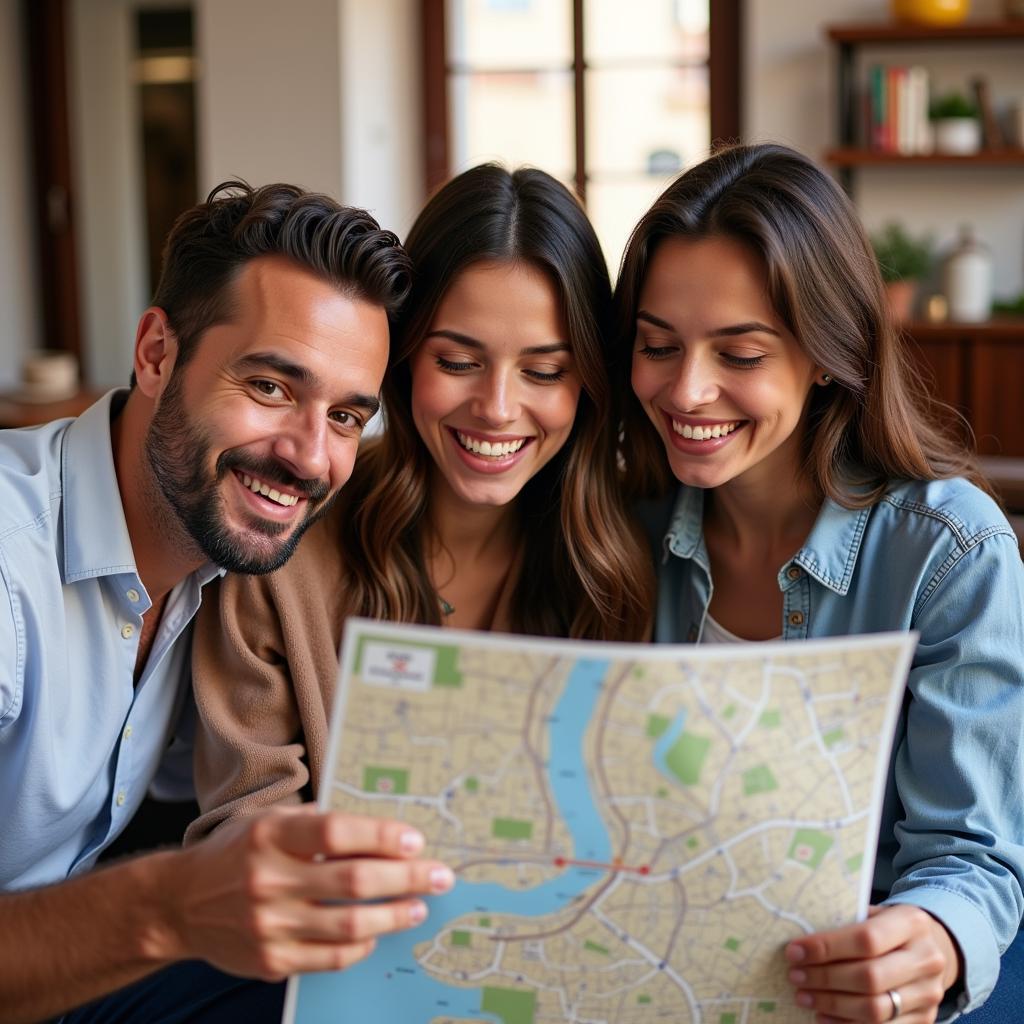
[971,77,1005,150]
[864,64,931,155]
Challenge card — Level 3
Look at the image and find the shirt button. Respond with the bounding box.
[116,791,126,807]
[786,566,802,581]
[123,725,133,740]
[126,588,140,603]
[788,611,805,626]
[121,624,135,640]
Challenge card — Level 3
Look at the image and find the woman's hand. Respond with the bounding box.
[784,904,961,1023]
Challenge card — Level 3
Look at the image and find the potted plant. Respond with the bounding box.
[870,222,933,322]
[930,92,982,154]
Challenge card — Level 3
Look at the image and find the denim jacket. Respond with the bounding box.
[647,477,1024,1019]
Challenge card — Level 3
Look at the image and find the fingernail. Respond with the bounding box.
[788,969,806,984]
[785,943,806,963]
[796,991,814,1008]
[409,901,428,925]
[430,867,455,892]
[400,830,424,855]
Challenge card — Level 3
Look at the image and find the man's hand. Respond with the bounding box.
[152,805,454,981]
[784,904,961,1023]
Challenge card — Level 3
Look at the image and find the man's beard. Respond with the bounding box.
[144,371,334,574]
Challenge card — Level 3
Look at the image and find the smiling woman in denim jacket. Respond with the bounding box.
[615,143,1024,1024]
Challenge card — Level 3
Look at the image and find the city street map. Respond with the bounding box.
[284,621,915,1024]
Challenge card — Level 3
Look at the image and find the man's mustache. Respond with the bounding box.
[218,451,330,504]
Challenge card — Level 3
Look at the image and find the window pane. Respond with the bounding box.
[450,71,574,178]
[587,177,677,275]
[586,66,708,177]
[585,0,708,64]
[448,0,572,70]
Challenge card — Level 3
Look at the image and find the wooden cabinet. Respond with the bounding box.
[905,319,1024,457]
[823,21,1024,465]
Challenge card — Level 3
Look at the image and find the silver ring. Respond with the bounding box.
[887,988,902,1020]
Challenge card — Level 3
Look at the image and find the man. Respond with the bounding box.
[0,182,452,1023]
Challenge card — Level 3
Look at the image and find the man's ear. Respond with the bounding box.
[133,308,179,399]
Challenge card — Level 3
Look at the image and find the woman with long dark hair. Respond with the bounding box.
[187,164,653,840]
[616,142,1024,1022]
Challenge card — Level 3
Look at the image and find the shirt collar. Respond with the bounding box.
[61,389,225,588]
[61,390,137,583]
[664,485,706,562]
[663,483,871,596]
[791,497,871,595]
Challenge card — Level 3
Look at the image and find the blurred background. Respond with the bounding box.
[0,0,1021,521]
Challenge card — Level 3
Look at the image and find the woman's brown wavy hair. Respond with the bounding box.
[336,164,654,640]
[613,142,990,507]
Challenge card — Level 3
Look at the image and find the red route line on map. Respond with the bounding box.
[552,855,650,875]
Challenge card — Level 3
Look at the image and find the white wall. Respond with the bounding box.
[0,0,39,388]
[339,0,424,237]
[744,0,1024,297]
[196,0,423,235]
[61,0,423,388]
[68,0,148,389]
[195,0,344,195]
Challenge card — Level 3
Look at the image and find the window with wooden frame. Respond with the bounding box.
[422,0,741,267]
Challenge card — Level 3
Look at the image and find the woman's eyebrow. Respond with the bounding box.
[637,310,676,332]
[425,330,570,356]
[636,312,780,339]
[709,322,781,338]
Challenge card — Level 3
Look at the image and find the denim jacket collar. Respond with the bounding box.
[663,484,872,595]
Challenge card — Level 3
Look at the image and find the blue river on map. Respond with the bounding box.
[293,657,624,1023]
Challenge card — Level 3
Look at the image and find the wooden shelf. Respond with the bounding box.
[828,20,1024,44]
[0,389,103,429]
[827,148,1024,167]
[902,318,1024,341]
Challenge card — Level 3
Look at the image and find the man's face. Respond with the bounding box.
[145,256,389,574]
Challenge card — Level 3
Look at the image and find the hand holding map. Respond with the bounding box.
[285,621,915,1024]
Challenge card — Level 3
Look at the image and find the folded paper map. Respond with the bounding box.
[284,621,915,1024]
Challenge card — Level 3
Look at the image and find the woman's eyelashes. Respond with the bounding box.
[635,338,766,369]
[435,354,476,373]
[721,352,766,368]
[434,354,569,383]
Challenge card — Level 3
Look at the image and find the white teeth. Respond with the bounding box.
[672,420,740,442]
[456,431,527,458]
[240,472,299,507]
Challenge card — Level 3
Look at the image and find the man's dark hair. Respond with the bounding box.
[139,180,412,381]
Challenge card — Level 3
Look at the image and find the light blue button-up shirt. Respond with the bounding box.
[0,391,222,890]
[647,477,1024,1019]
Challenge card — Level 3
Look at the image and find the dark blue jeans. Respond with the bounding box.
[60,961,284,1024]
[58,930,1024,1022]
[959,928,1024,1022]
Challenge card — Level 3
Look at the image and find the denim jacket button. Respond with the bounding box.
[786,566,802,581]
[788,611,805,626]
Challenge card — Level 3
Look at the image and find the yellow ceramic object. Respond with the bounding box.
[891,0,970,25]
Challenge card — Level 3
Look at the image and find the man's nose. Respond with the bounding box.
[272,408,331,482]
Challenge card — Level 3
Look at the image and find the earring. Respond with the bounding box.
[821,373,833,384]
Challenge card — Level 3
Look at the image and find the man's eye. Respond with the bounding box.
[331,410,362,429]
[252,379,284,397]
